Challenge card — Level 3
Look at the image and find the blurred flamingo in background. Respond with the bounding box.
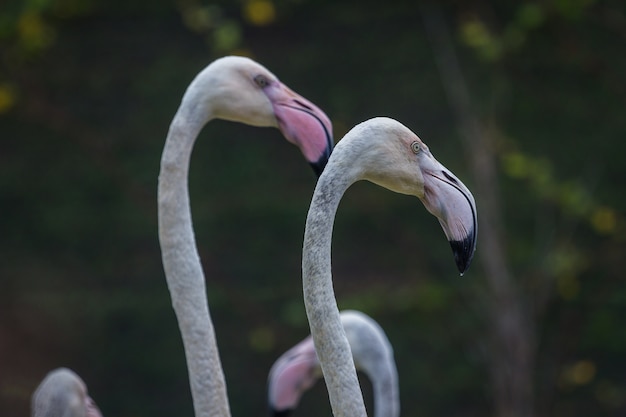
[268,310,399,417]
[32,368,102,417]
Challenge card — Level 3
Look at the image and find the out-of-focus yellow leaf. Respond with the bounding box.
[559,181,591,217]
[460,17,502,61]
[181,5,220,33]
[557,273,580,300]
[213,21,242,52]
[461,19,490,48]
[529,157,553,196]
[560,360,596,386]
[249,326,275,352]
[0,84,15,113]
[18,11,55,50]
[591,206,617,234]
[517,3,545,29]
[550,245,586,300]
[502,151,529,178]
[243,0,276,26]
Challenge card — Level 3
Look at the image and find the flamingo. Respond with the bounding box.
[158,56,333,417]
[268,310,399,417]
[302,117,477,417]
[31,368,102,417]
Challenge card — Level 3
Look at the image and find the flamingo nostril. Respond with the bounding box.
[293,99,314,111]
[442,171,458,184]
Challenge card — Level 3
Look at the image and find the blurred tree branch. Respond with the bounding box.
[420,4,534,417]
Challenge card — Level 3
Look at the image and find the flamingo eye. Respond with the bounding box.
[410,141,421,154]
[254,74,270,88]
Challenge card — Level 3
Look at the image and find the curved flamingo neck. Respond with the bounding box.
[367,358,399,417]
[302,155,368,417]
[158,111,231,417]
[343,312,400,417]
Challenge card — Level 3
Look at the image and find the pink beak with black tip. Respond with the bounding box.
[262,81,334,177]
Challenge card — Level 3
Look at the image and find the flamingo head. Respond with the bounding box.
[184,56,334,176]
[32,368,103,417]
[267,336,320,416]
[337,117,478,274]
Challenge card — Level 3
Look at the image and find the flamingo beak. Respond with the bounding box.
[264,82,334,177]
[418,154,477,275]
[86,396,103,417]
[268,337,319,415]
[271,410,293,417]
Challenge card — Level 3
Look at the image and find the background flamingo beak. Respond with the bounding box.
[268,337,319,414]
[265,82,334,177]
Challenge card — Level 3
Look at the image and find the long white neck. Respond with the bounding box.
[302,149,368,417]
[158,104,230,417]
[343,311,400,417]
[365,356,399,417]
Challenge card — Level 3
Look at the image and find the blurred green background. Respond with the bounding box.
[1,0,624,416]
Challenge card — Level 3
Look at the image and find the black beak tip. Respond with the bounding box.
[310,160,325,177]
[271,408,293,417]
[309,145,332,178]
[449,230,477,276]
